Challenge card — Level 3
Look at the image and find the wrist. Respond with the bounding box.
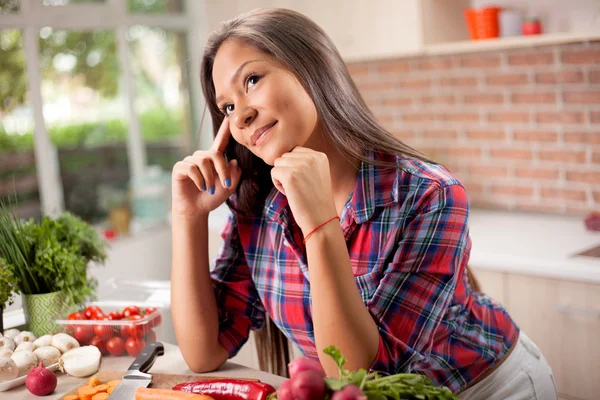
[172,211,209,227]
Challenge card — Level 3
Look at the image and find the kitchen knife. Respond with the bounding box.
[108,342,164,400]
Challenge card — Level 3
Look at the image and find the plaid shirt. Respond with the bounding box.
[211,151,519,393]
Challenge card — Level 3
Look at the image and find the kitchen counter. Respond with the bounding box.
[2,342,286,400]
[468,209,600,284]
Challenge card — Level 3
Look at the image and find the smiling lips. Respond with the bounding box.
[250,121,277,145]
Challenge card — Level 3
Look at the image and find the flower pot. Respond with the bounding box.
[22,291,71,336]
[109,207,131,235]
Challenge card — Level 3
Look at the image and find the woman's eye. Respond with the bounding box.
[223,104,234,115]
[247,74,260,89]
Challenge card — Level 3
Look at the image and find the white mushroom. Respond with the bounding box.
[0,337,16,351]
[0,349,13,359]
[33,334,53,349]
[0,357,18,383]
[15,342,36,353]
[3,329,19,340]
[10,350,37,377]
[13,331,36,346]
[33,346,61,367]
[51,333,80,354]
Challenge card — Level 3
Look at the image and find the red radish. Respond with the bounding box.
[288,357,326,379]
[290,370,326,400]
[276,379,294,400]
[26,362,57,396]
[331,384,367,400]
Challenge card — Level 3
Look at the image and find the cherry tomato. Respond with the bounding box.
[106,337,125,356]
[107,311,123,320]
[119,324,130,340]
[84,306,102,320]
[73,326,95,344]
[94,324,114,340]
[68,312,85,320]
[144,329,156,343]
[122,306,141,318]
[91,310,106,320]
[144,308,162,328]
[89,336,107,355]
[127,315,148,338]
[125,337,146,357]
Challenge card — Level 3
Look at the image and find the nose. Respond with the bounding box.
[233,106,256,129]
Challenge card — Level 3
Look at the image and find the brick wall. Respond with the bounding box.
[348,40,600,215]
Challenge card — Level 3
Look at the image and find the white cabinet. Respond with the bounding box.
[472,269,507,305]
[202,0,470,62]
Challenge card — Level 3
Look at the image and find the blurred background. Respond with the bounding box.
[1,1,599,399]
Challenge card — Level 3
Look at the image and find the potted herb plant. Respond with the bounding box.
[0,199,108,336]
[0,266,16,333]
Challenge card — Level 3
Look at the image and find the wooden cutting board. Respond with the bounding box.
[63,371,260,397]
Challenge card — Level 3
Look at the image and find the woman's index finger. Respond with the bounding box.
[211,117,232,153]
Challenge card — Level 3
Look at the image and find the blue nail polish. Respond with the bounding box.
[225,178,231,187]
[201,185,206,191]
[209,186,215,195]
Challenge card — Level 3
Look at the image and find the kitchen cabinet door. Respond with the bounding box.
[506,274,600,400]
[470,268,506,305]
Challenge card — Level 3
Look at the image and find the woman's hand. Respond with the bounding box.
[271,147,337,234]
[171,118,242,218]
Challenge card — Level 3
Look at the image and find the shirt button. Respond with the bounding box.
[283,238,290,248]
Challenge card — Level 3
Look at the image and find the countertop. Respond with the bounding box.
[2,342,286,400]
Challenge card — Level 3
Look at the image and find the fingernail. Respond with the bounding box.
[234,160,239,168]
[209,186,215,195]
[225,178,231,187]
[201,185,207,191]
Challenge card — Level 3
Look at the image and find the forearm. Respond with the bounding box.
[306,222,380,377]
[170,213,228,372]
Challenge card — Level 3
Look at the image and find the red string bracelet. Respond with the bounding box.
[303,216,340,244]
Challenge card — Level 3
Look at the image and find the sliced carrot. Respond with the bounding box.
[107,386,115,394]
[135,387,215,400]
[107,380,121,387]
[88,377,101,387]
[91,393,109,400]
[94,384,109,392]
[64,396,80,400]
[78,386,99,400]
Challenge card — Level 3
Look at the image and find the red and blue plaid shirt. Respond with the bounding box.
[211,151,519,393]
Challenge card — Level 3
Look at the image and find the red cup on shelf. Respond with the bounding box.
[464,6,501,40]
[522,17,543,35]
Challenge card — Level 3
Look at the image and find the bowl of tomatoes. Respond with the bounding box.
[55,302,163,357]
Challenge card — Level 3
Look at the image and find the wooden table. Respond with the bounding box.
[3,343,287,400]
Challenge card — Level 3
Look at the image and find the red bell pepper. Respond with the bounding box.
[173,379,276,400]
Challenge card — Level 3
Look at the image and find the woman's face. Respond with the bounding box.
[212,39,319,166]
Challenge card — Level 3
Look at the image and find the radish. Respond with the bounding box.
[26,362,57,396]
[290,370,326,400]
[288,357,326,379]
[276,379,294,400]
[331,384,367,400]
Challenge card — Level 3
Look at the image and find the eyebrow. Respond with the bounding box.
[215,59,263,105]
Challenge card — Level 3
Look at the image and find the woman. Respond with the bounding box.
[171,8,557,399]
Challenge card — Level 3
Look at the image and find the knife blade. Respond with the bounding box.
[108,342,164,400]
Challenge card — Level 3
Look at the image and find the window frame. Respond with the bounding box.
[0,0,206,217]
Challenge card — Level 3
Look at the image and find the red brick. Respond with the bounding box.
[488,112,530,123]
[347,63,369,76]
[402,113,436,122]
[490,185,534,196]
[536,112,585,125]
[439,77,478,87]
[589,70,600,84]
[486,73,529,86]
[540,187,587,201]
[490,148,533,160]
[446,146,482,158]
[562,49,600,65]
[422,130,458,140]
[566,170,600,183]
[514,167,560,180]
[421,95,456,104]
[508,52,554,66]
[535,70,584,84]
[563,91,600,104]
[392,130,416,141]
[459,55,501,69]
[511,92,556,104]
[515,202,565,214]
[396,79,432,89]
[357,81,391,91]
[377,61,411,74]
[593,191,600,203]
[382,97,412,105]
[466,130,506,141]
[416,58,455,71]
[464,93,504,104]
[443,113,480,122]
[466,164,509,177]
[593,152,600,163]
[539,149,587,164]
[377,115,394,127]
[564,132,600,145]
[592,111,600,124]
[513,131,558,142]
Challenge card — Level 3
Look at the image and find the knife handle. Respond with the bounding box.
[127,342,165,373]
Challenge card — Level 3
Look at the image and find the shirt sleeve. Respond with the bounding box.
[210,211,266,358]
[368,183,470,374]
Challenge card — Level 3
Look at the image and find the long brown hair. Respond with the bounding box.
[200,8,480,377]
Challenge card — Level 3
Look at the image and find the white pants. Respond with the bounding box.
[460,331,558,400]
